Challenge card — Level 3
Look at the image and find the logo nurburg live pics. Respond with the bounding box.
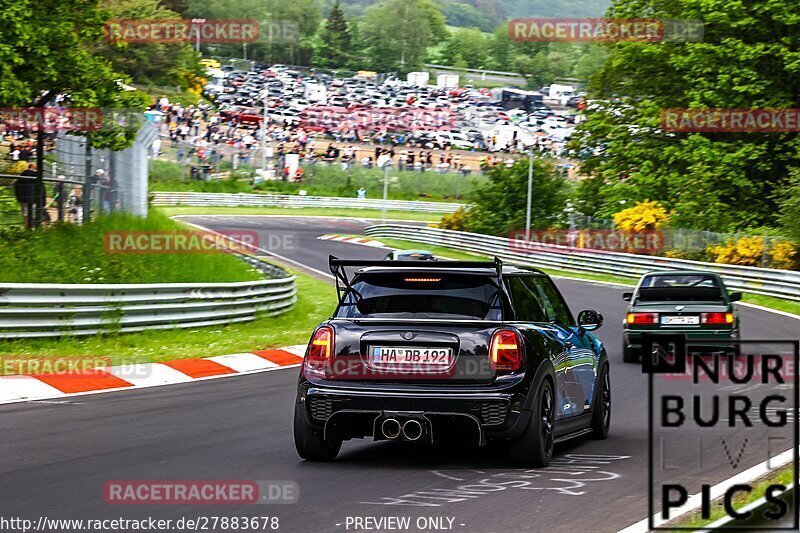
[645,335,799,530]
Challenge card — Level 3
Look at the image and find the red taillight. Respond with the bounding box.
[701,312,734,325]
[490,329,522,372]
[626,312,659,325]
[306,326,333,366]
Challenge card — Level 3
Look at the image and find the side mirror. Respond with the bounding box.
[577,309,603,332]
[730,292,743,302]
[622,292,633,302]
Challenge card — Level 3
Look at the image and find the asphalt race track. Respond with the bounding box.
[2,215,798,533]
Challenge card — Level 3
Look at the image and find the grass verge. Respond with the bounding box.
[740,293,800,316]
[156,206,445,223]
[0,211,262,284]
[150,158,480,202]
[0,266,336,370]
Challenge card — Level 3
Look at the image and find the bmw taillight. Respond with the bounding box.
[701,312,734,325]
[626,312,659,325]
[490,329,522,372]
[305,326,333,370]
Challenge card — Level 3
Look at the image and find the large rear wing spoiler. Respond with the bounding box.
[329,255,504,304]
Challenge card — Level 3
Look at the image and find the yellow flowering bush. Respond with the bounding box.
[769,242,798,270]
[439,206,469,231]
[709,237,798,269]
[709,236,765,266]
[613,200,669,231]
[184,73,206,96]
[663,249,710,261]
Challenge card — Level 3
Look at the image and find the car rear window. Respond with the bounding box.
[336,273,503,320]
[637,274,724,302]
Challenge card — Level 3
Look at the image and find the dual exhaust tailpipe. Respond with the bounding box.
[380,418,425,441]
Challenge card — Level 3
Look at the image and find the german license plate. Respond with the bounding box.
[371,346,452,366]
[661,315,700,325]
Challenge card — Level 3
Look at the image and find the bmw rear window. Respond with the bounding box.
[336,273,503,319]
[637,274,724,302]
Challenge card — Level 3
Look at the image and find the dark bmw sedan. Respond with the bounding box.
[622,271,741,362]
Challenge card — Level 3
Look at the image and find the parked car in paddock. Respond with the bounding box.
[384,249,436,261]
[293,257,610,466]
[622,271,741,363]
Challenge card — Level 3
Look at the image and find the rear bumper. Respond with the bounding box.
[624,328,739,351]
[296,381,532,446]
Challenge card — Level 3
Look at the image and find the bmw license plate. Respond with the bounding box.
[371,346,452,366]
[661,315,700,325]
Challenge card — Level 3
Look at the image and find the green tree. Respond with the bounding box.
[359,0,446,73]
[573,0,800,231]
[437,2,493,32]
[96,0,203,90]
[463,159,569,235]
[159,0,188,15]
[778,169,800,245]
[439,28,490,69]
[572,45,606,83]
[487,22,555,86]
[312,0,354,68]
[513,51,562,89]
[0,0,146,149]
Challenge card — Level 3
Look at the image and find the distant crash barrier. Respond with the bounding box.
[0,258,296,339]
[364,224,800,302]
[150,192,463,213]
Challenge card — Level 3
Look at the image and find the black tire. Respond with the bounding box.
[509,378,555,468]
[590,363,611,440]
[623,346,639,363]
[293,404,341,462]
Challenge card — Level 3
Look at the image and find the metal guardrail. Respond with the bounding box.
[0,257,296,338]
[150,192,463,213]
[364,225,800,301]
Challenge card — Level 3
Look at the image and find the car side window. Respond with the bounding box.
[506,277,548,322]
[525,277,574,325]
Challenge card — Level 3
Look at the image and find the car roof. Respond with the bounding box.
[642,270,722,277]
